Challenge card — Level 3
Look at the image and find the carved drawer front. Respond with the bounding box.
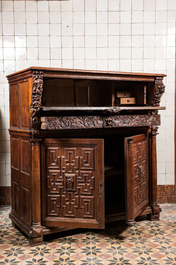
[42,138,104,229]
[125,134,149,225]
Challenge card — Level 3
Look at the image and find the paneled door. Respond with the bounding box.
[125,134,149,225]
[41,138,105,229]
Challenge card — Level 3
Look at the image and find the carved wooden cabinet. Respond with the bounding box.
[7,67,166,245]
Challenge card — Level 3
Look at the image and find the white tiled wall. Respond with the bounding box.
[0,0,175,186]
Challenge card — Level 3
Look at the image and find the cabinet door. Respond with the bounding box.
[124,134,149,225]
[42,138,105,229]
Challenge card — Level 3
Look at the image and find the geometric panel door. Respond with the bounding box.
[41,138,105,229]
[124,134,149,225]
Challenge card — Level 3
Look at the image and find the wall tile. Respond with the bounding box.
[156,0,167,10]
[0,0,175,187]
[38,24,49,36]
[132,0,143,10]
[144,11,155,23]
[85,0,96,12]
[97,12,108,24]
[73,0,84,12]
[15,24,26,36]
[50,24,61,36]
[39,48,50,60]
[144,0,156,10]
[14,12,25,24]
[73,12,84,24]
[38,1,49,12]
[157,174,165,185]
[3,24,14,36]
[132,11,143,23]
[26,12,38,24]
[74,36,84,47]
[2,12,14,24]
[120,11,131,23]
[165,174,175,185]
[62,36,73,48]
[14,1,25,12]
[97,0,108,12]
[85,12,96,24]
[120,0,131,11]
[2,1,13,12]
[49,2,61,12]
[109,0,119,11]
[27,24,37,36]
[26,1,37,12]
[73,24,84,36]
[97,36,108,47]
[156,11,167,23]
[120,24,131,35]
[38,12,50,24]
[109,12,119,24]
[51,48,61,60]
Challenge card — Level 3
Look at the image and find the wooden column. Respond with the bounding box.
[30,139,43,245]
[125,137,135,226]
[149,126,161,220]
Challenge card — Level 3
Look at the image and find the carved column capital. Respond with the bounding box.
[150,126,159,135]
[31,71,43,138]
[152,77,165,107]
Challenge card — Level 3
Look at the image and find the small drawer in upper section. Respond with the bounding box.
[42,78,162,109]
[6,67,166,132]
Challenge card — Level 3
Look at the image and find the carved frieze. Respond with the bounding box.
[31,71,43,135]
[152,77,165,107]
[41,115,160,130]
[41,116,104,130]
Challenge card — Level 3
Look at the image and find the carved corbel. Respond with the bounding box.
[150,125,159,136]
[152,77,165,107]
[30,71,43,138]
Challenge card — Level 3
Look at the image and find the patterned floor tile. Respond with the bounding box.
[0,204,176,264]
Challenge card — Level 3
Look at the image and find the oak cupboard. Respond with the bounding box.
[7,67,166,245]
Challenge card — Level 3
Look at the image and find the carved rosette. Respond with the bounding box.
[152,77,165,107]
[31,71,43,136]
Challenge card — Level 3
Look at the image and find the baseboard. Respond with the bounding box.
[0,186,11,205]
[157,185,175,203]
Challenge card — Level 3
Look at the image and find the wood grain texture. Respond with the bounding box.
[7,67,165,245]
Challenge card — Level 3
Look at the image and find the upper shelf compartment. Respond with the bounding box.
[42,78,156,108]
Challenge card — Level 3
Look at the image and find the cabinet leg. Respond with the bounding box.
[149,212,160,221]
[29,236,43,246]
[148,204,161,221]
[11,221,18,229]
[126,219,136,226]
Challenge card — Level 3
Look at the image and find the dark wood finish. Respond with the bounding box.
[41,138,104,229]
[125,134,149,225]
[7,67,165,245]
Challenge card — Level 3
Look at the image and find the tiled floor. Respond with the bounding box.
[0,205,176,264]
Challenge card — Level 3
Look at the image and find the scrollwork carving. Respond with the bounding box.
[31,71,43,136]
[41,115,161,130]
[152,77,165,107]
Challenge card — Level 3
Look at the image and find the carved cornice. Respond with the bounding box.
[41,115,160,130]
[31,71,43,136]
[152,77,165,107]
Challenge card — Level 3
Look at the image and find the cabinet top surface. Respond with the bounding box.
[6,66,166,81]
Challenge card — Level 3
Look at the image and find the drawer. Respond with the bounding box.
[115,97,136,105]
[116,91,131,97]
